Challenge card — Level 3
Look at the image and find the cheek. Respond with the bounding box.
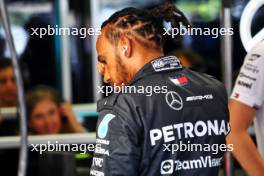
[0,88,3,95]
[12,84,17,91]
[0,86,8,93]
[50,113,62,129]
[0,85,16,94]
[107,62,120,79]
[115,62,129,84]
[30,118,45,132]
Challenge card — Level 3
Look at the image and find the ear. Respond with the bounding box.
[118,36,132,58]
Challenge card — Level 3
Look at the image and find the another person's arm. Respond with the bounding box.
[60,102,86,133]
[227,41,264,175]
[227,100,264,176]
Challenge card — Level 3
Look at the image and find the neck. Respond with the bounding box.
[131,50,163,76]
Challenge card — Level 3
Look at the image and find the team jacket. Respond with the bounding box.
[90,56,230,176]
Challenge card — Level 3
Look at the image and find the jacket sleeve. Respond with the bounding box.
[90,98,142,176]
[231,41,264,108]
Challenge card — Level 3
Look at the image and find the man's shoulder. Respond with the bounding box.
[172,68,226,91]
[132,68,226,97]
[97,93,138,113]
[97,94,119,112]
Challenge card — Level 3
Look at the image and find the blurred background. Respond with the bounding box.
[0,0,263,175]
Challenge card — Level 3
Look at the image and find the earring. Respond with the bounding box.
[122,49,126,55]
[122,46,128,55]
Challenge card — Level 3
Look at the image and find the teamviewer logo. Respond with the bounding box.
[161,160,174,175]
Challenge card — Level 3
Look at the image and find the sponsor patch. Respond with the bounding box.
[165,91,183,111]
[233,93,240,99]
[92,157,104,168]
[186,94,213,102]
[150,120,230,146]
[160,156,223,174]
[94,146,110,156]
[243,63,259,74]
[161,160,174,174]
[90,169,104,176]
[239,72,256,81]
[151,56,182,72]
[98,114,115,139]
[248,53,261,61]
[237,80,253,89]
[169,73,188,86]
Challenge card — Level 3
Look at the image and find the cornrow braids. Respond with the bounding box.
[101,3,191,51]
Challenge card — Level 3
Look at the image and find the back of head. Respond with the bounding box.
[101,3,191,52]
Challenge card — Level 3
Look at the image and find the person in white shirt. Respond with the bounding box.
[227,40,264,176]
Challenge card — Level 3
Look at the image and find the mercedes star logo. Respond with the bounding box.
[165,91,183,110]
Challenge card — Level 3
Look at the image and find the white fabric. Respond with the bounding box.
[231,41,264,158]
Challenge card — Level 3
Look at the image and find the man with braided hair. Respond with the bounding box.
[91,3,229,176]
